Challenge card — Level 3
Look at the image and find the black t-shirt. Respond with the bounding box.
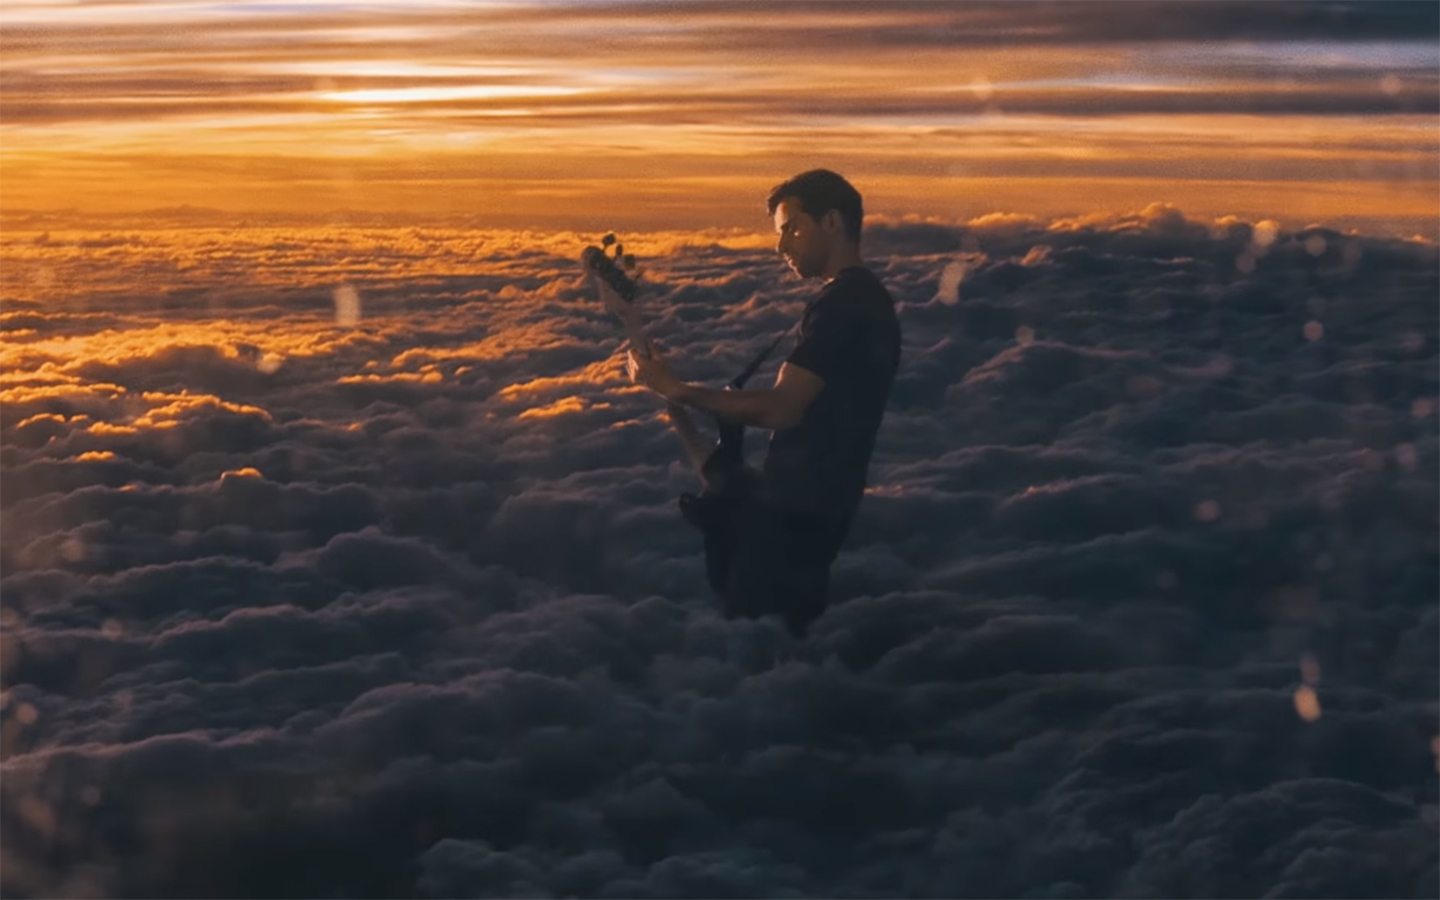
[760,266,901,522]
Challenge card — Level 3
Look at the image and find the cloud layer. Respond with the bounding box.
[1,208,1437,898]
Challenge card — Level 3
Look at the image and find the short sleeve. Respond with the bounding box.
[785,298,852,382]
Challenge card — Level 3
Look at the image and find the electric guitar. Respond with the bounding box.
[582,236,770,593]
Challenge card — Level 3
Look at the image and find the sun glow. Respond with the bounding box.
[318,84,587,104]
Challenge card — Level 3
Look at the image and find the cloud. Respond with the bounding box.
[1,210,1435,898]
[1119,778,1437,898]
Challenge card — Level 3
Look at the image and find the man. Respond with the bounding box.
[619,169,901,637]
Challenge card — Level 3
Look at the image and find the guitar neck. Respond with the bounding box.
[585,242,712,481]
[617,306,648,352]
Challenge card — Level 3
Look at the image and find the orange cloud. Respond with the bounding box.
[516,396,613,420]
[497,358,628,401]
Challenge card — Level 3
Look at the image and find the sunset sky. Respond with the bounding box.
[4,5,1439,897]
[2,0,1437,234]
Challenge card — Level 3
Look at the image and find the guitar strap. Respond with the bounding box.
[729,315,804,390]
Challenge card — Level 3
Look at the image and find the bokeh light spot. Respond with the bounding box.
[334,285,362,326]
[935,261,965,306]
[1125,374,1165,400]
[1294,685,1322,722]
[1194,499,1222,522]
[1252,220,1279,251]
[16,795,56,839]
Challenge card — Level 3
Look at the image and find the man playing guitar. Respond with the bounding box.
[594,169,902,638]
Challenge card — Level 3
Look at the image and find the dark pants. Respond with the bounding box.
[684,486,847,637]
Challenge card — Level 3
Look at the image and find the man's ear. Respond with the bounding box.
[821,208,843,235]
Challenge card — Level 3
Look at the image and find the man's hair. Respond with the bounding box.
[766,169,864,242]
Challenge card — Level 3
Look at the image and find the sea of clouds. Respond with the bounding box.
[1,205,1436,898]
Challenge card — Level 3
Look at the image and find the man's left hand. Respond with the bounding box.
[626,340,683,400]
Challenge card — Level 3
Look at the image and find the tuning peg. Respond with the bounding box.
[613,243,624,260]
[602,233,616,247]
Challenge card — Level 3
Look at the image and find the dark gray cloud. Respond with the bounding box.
[901,0,1440,45]
[9,80,1437,128]
[18,0,1431,51]
[1,211,1436,898]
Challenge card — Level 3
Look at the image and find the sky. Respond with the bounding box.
[1,0,1438,233]
[1,2,1438,897]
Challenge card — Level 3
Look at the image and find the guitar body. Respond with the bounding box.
[683,417,755,594]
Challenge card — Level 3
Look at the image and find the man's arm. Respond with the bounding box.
[669,362,824,430]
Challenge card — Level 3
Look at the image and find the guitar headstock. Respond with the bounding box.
[582,232,640,303]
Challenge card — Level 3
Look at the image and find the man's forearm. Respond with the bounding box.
[670,382,785,430]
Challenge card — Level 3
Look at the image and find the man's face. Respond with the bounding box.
[773,196,832,279]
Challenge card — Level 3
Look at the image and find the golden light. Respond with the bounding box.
[517,396,610,419]
[317,85,586,105]
[1293,686,1322,722]
[0,4,1431,233]
[219,467,265,481]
